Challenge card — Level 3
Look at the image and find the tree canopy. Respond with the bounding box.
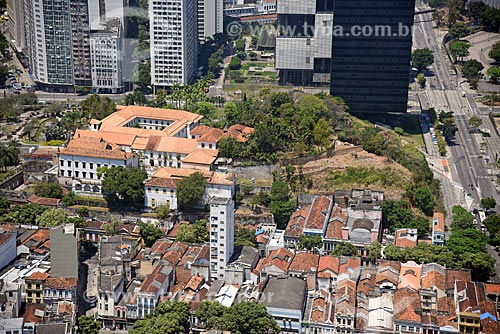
[176,172,207,209]
[77,316,100,334]
[101,167,148,210]
[412,48,434,71]
[451,205,474,230]
[138,221,165,247]
[269,180,295,229]
[331,242,359,257]
[298,235,323,250]
[35,182,64,199]
[490,41,500,62]
[130,300,191,334]
[35,208,68,227]
[80,94,117,120]
[481,197,496,210]
[175,220,209,243]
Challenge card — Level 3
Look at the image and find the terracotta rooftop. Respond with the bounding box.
[421,268,446,292]
[433,212,445,233]
[182,149,219,165]
[485,283,500,294]
[225,124,254,143]
[197,128,224,143]
[102,105,202,127]
[139,265,171,294]
[60,137,134,160]
[261,248,294,273]
[162,242,189,266]
[284,207,308,237]
[398,261,422,290]
[150,239,173,255]
[75,129,137,147]
[23,304,46,323]
[44,277,77,290]
[190,125,213,136]
[304,196,332,231]
[145,177,177,188]
[288,252,319,273]
[184,274,205,292]
[324,218,345,240]
[27,271,50,281]
[446,269,471,290]
[395,228,418,248]
[149,167,234,187]
[27,195,60,207]
[375,261,401,287]
[336,279,357,316]
[394,287,421,323]
[317,255,340,278]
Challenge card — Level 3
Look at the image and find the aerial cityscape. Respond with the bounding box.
[0,0,499,333]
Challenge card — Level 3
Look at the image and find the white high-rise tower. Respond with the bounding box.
[209,198,235,280]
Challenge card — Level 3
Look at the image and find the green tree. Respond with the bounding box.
[487,66,500,82]
[210,302,280,334]
[414,186,435,216]
[130,300,190,334]
[451,205,474,230]
[483,214,500,243]
[0,196,10,215]
[412,48,434,71]
[468,115,483,132]
[367,241,382,264]
[175,220,208,243]
[450,41,471,63]
[137,62,151,91]
[269,180,295,229]
[77,206,89,217]
[80,94,117,120]
[240,180,255,195]
[155,205,170,220]
[35,208,68,227]
[195,300,226,328]
[175,222,196,243]
[34,182,64,199]
[298,235,323,250]
[234,225,256,246]
[459,252,495,282]
[138,221,165,247]
[331,242,359,257]
[176,172,207,209]
[101,167,148,210]
[417,73,427,88]
[62,192,77,206]
[313,118,333,148]
[462,59,484,82]
[229,56,242,70]
[449,21,469,39]
[447,228,488,255]
[481,197,497,210]
[77,315,100,334]
[489,41,500,62]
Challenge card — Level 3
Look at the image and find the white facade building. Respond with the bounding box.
[198,0,223,41]
[90,25,123,93]
[58,137,138,195]
[7,0,26,52]
[209,198,235,280]
[149,0,198,87]
[0,233,16,272]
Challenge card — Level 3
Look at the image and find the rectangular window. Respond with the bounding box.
[148,188,151,193]
[75,162,79,167]
[67,161,71,167]
[90,163,94,169]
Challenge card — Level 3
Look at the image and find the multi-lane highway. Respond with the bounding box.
[414,1,500,215]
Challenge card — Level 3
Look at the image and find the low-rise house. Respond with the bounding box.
[258,248,294,280]
[225,246,259,285]
[395,228,418,248]
[25,272,49,304]
[317,255,340,291]
[432,212,445,246]
[259,276,307,333]
[136,265,175,318]
[288,252,319,279]
[420,264,447,313]
[303,289,335,334]
[144,167,236,210]
[375,261,401,291]
[42,277,77,312]
[393,287,422,334]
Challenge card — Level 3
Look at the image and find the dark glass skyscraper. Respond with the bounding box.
[329,0,416,113]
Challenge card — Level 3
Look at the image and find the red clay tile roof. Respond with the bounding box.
[44,277,77,290]
[261,248,294,273]
[339,257,361,277]
[225,124,254,143]
[27,272,50,281]
[58,301,75,314]
[324,219,344,240]
[421,269,446,292]
[184,274,205,292]
[85,220,105,230]
[170,266,192,294]
[395,228,418,248]
[446,269,472,290]
[145,177,177,188]
[162,242,189,266]
[198,128,224,143]
[398,262,422,290]
[23,304,46,323]
[190,125,213,136]
[433,212,445,233]
[60,137,134,160]
[140,265,170,294]
[336,279,356,316]
[284,207,308,237]
[288,252,319,273]
[394,287,421,323]
[23,229,50,245]
[485,283,500,294]
[28,195,60,207]
[304,196,331,230]
[151,239,173,255]
[376,261,401,286]
[317,255,340,278]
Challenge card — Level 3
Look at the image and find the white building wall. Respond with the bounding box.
[209,199,234,280]
[198,0,223,41]
[90,31,123,92]
[277,0,315,14]
[150,0,198,87]
[0,234,16,271]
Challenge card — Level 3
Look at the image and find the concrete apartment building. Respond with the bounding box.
[209,198,235,280]
[6,0,26,53]
[198,0,224,41]
[149,0,198,88]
